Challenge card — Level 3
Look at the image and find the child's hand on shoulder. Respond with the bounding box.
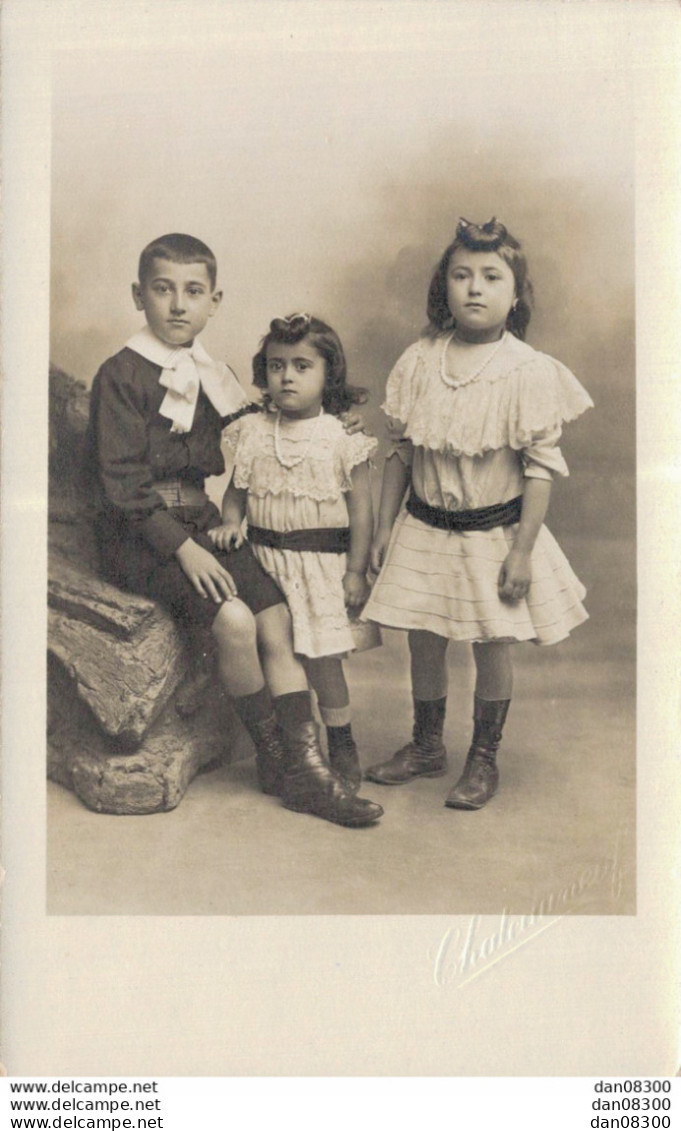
[207,522,245,552]
[343,570,370,608]
[340,408,372,436]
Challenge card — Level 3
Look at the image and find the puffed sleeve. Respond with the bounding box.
[521,424,569,480]
[381,341,425,424]
[222,411,260,489]
[91,355,190,558]
[380,413,414,466]
[222,415,242,453]
[337,429,378,488]
[513,354,594,447]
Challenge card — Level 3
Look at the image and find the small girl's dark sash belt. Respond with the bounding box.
[406,490,523,532]
[248,525,351,553]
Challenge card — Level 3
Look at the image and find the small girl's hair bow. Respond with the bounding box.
[271,312,312,334]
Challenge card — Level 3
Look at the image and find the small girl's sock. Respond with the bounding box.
[327,722,354,748]
[234,685,273,728]
[326,722,362,792]
[273,690,313,730]
[319,704,352,728]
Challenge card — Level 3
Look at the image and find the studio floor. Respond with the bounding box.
[47,576,636,917]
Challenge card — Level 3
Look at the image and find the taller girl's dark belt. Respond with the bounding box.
[406,490,523,532]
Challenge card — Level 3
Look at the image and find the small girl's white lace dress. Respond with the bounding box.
[225,411,377,658]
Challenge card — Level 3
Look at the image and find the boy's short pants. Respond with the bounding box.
[97,500,284,633]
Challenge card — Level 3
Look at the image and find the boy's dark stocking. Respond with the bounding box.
[233,685,287,797]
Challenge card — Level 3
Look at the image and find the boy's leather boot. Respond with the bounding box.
[326,724,362,793]
[280,719,383,828]
[445,696,510,810]
[364,697,447,784]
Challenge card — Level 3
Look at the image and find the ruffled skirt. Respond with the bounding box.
[251,544,354,658]
[362,510,588,645]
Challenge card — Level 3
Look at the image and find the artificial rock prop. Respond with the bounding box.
[47,365,246,814]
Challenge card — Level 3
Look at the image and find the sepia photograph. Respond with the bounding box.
[2,0,679,1082]
[45,8,635,921]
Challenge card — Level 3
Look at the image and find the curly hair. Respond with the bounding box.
[252,314,367,416]
[425,217,533,340]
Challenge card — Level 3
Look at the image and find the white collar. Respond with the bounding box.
[126,324,247,433]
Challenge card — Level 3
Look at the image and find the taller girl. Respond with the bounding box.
[363,218,593,809]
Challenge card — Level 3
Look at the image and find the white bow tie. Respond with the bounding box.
[126,326,247,433]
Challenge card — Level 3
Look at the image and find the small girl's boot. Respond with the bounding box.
[234,687,287,797]
[326,724,362,793]
[445,696,510,810]
[364,697,448,785]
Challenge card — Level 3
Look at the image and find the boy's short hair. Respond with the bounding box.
[138,233,218,290]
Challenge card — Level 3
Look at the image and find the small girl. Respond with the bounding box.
[209,313,379,793]
[362,218,593,810]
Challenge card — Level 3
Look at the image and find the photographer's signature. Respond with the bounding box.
[432,856,624,987]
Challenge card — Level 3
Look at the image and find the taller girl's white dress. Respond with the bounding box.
[362,332,593,645]
[225,411,377,658]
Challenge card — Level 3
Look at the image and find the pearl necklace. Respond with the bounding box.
[440,331,506,389]
[273,407,324,469]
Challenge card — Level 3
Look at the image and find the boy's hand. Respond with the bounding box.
[343,570,370,608]
[176,538,238,602]
[370,527,392,574]
[207,522,245,552]
[498,548,531,603]
[340,408,372,436]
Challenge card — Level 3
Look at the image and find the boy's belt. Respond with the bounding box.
[406,490,523,532]
[248,525,351,553]
[155,479,208,507]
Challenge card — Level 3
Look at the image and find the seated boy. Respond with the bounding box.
[87,233,382,829]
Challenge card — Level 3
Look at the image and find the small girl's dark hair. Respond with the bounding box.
[252,314,367,416]
[426,217,533,340]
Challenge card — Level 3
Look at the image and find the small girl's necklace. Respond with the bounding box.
[440,331,506,389]
[273,407,324,469]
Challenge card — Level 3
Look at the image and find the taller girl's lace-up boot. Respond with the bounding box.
[445,696,510,810]
[364,697,448,784]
